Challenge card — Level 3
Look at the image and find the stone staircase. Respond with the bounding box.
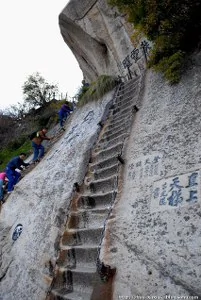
[46,75,142,300]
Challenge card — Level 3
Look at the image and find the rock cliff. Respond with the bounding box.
[59,0,148,82]
[0,91,114,300]
[1,0,201,299]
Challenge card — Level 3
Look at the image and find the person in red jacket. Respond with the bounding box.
[0,172,8,202]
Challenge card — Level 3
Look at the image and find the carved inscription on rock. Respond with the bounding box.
[151,170,200,212]
[127,153,162,184]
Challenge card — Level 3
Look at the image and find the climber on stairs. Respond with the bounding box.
[58,103,73,131]
[5,153,30,193]
[31,128,53,164]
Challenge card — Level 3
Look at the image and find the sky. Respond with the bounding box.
[0,0,83,111]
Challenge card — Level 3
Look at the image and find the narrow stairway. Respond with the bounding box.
[47,75,142,300]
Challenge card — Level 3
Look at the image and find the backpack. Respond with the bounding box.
[28,131,39,140]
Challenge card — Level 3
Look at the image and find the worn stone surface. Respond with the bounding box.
[0,91,114,300]
[103,60,201,298]
[59,0,148,82]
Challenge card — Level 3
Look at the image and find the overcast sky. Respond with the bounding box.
[0,0,83,111]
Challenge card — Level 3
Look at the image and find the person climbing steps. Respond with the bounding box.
[5,153,30,193]
[31,128,53,164]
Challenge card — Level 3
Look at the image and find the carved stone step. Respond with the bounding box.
[115,87,135,99]
[116,88,135,100]
[67,210,109,229]
[111,106,133,122]
[90,156,118,171]
[49,289,92,300]
[104,121,130,136]
[89,176,117,194]
[110,114,133,129]
[118,76,140,94]
[116,90,139,104]
[112,105,133,118]
[115,93,135,105]
[61,227,104,247]
[76,191,116,209]
[94,163,119,180]
[98,132,128,148]
[112,102,133,116]
[99,126,128,144]
[114,96,135,110]
[52,267,99,295]
[118,76,140,91]
[91,143,123,163]
[105,119,131,134]
[107,115,132,130]
[116,86,139,102]
[98,133,129,150]
[116,89,134,100]
[57,245,99,268]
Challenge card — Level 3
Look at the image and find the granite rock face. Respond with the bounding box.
[1,0,201,297]
[0,91,114,300]
[101,57,201,298]
[59,0,147,82]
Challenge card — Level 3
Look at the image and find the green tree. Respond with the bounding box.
[22,72,58,109]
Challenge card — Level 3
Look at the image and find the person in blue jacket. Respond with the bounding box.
[58,103,72,130]
[6,153,29,193]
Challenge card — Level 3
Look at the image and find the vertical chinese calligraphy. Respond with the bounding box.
[127,154,162,183]
[120,40,151,79]
[151,171,200,212]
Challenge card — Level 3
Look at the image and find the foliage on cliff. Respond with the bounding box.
[108,0,201,83]
[77,75,119,106]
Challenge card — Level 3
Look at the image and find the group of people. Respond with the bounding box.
[0,128,52,202]
[0,102,74,203]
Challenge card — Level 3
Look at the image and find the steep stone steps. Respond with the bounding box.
[112,102,134,115]
[89,175,117,194]
[47,76,142,300]
[91,143,123,162]
[99,125,129,144]
[103,121,130,135]
[116,87,136,98]
[118,76,140,92]
[98,125,129,141]
[116,85,137,99]
[104,118,131,134]
[61,227,104,247]
[115,84,138,98]
[94,164,119,180]
[111,108,134,123]
[67,210,109,229]
[57,246,99,268]
[98,133,129,150]
[112,106,135,122]
[50,289,91,300]
[89,176,117,194]
[76,192,115,209]
[113,97,134,110]
[89,156,118,171]
[52,267,98,295]
[116,86,139,102]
